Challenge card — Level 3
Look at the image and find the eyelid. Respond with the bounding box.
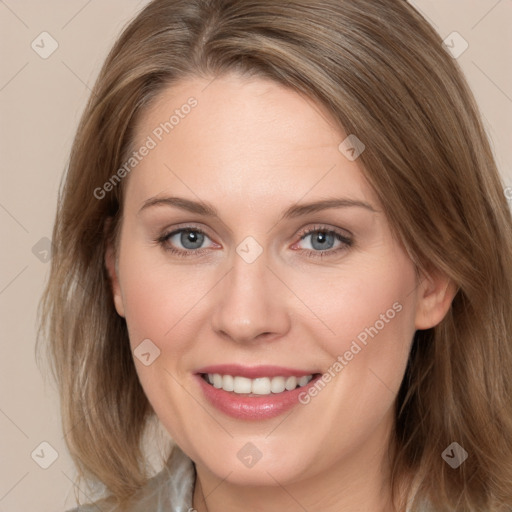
[159,222,215,241]
[296,223,353,241]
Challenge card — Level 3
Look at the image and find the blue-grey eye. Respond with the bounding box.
[303,231,337,251]
[175,230,205,250]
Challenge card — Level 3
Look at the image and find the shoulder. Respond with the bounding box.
[63,494,119,512]
[64,504,111,512]
[63,444,195,512]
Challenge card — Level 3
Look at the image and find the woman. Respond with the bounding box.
[37,0,512,511]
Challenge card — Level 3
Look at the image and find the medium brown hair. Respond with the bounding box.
[37,0,512,510]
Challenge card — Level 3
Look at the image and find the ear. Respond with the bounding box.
[414,265,458,330]
[104,220,125,318]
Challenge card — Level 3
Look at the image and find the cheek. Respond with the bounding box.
[118,242,208,351]
[286,259,417,459]
[293,256,417,354]
[295,252,418,404]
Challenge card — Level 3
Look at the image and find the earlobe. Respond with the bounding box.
[105,238,125,318]
[414,266,458,330]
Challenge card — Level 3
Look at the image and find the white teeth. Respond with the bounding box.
[298,375,310,387]
[222,374,234,392]
[212,374,223,389]
[270,376,286,393]
[233,376,252,394]
[205,373,313,395]
[285,376,297,391]
[252,377,271,395]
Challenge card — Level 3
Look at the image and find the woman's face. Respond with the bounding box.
[107,73,450,490]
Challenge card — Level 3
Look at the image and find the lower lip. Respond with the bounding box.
[195,374,321,420]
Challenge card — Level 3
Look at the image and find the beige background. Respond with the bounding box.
[0,1,511,511]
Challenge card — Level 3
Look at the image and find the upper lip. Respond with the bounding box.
[195,364,319,379]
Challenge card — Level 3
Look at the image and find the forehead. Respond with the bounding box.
[124,73,377,213]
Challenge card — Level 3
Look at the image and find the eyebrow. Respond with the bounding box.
[139,195,377,220]
[139,195,378,221]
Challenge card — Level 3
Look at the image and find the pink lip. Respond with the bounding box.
[195,364,316,379]
[194,367,322,421]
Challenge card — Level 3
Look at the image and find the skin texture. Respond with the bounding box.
[106,73,456,512]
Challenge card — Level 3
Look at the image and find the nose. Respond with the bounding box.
[210,248,291,344]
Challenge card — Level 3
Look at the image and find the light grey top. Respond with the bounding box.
[66,444,430,511]
[65,445,195,512]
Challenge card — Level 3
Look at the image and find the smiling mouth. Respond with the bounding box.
[200,373,320,395]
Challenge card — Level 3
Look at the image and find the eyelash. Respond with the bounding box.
[155,224,353,259]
